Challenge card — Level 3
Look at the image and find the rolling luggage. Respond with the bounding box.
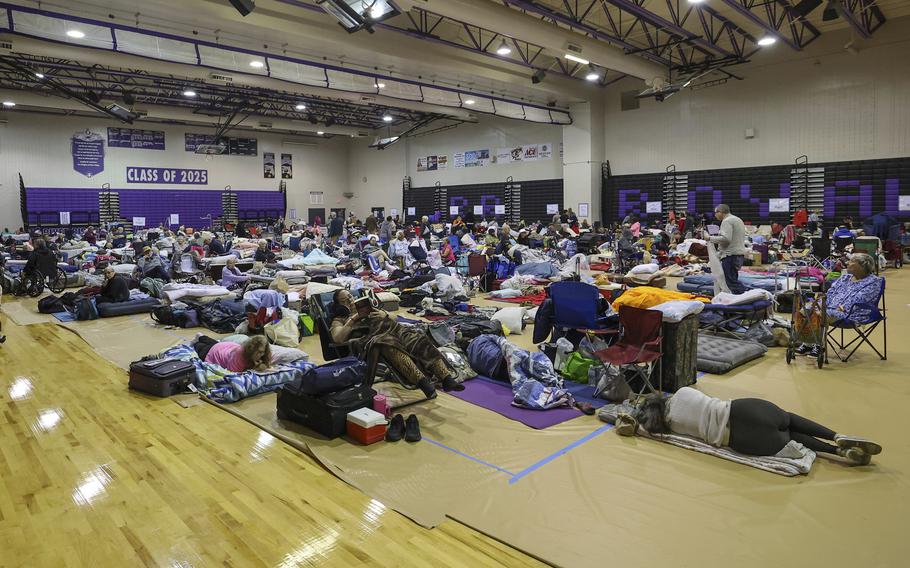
[276,381,375,439]
[128,358,196,396]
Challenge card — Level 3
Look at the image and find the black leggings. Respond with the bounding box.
[193,335,220,361]
[729,398,838,456]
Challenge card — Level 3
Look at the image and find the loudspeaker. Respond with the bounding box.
[228,0,255,16]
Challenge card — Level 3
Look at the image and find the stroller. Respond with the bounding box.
[785,276,827,369]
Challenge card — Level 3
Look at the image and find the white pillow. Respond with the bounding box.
[112,263,137,274]
[629,263,659,275]
[491,307,527,335]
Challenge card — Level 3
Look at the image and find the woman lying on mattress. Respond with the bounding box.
[329,289,464,399]
[617,387,881,466]
[194,335,272,372]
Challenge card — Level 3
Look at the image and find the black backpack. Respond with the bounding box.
[198,300,246,333]
[151,305,197,328]
[38,295,65,314]
[74,297,99,321]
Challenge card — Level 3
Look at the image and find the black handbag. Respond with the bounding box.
[276,381,375,439]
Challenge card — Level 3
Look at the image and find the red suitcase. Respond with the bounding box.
[128,358,196,397]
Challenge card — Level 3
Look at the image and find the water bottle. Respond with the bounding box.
[373,394,389,417]
[554,337,574,372]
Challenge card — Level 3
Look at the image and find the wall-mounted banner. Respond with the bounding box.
[169,214,180,225]
[416,157,427,172]
[107,127,165,150]
[473,205,483,215]
[523,145,540,161]
[263,152,276,178]
[646,201,662,213]
[453,152,465,169]
[546,203,559,215]
[72,130,105,178]
[900,196,910,212]
[281,153,293,179]
[437,155,448,170]
[407,207,416,215]
[289,208,297,219]
[133,217,146,227]
[126,167,208,184]
[494,204,505,214]
[390,208,398,216]
[59,211,70,225]
[578,203,589,217]
[427,156,438,171]
[464,149,490,168]
[769,198,790,213]
[539,143,553,160]
[184,133,258,156]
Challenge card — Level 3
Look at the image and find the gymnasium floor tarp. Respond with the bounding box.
[4,286,910,567]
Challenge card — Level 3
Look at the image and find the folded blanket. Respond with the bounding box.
[642,432,816,476]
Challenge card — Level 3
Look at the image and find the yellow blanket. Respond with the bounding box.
[611,286,710,311]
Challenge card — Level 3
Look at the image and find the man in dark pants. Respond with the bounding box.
[328,212,344,244]
[709,204,747,294]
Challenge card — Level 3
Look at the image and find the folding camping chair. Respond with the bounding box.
[593,306,663,394]
[853,237,881,274]
[549,281,618,341]
[826,277,886,362]
[172,253,205,283]
[467,253,489,292]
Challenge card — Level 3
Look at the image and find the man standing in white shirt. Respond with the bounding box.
[710,204,747,294]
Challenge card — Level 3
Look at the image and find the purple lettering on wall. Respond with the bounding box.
[480,194,503,218]
[449,196,469,216]
[824,180,877,221]
[618,189,649,217]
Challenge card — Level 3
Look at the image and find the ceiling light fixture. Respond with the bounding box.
[564,53,590,65]
[2,101,15,107]
[496,40,512,56]
[687,0,706,4]
[757,36,777,46]
[35,72,44,79]
[317,131,324,135]
[182,90,197,97]
[66,29,85,39]
[370,6,384,19]
[531,69,546,84]
[822,0,840,21]
[382,114,393,122]
[249,60,265,68]
[295,103,306,110]
[376,82,386,89]
[585,64,601,82]
[464,99,476,105]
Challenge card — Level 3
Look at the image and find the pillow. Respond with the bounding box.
[112,263,137,274]
[648,300,705,323]
[491,307,527,335]
[629,263,659,275]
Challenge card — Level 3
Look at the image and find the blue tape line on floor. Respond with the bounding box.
[423,437,516,476]
[508,424,613,485]
[696,371,707,378]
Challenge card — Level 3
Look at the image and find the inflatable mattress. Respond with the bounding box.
[97,297,161,317]
[697,333,767,374]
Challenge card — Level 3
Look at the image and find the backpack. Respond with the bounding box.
[198,300,247,333]
[151,305,199,328]
[74,296,99,321]
[38,295,66,314]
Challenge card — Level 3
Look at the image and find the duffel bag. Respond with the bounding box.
[295,356,367,396]
[38,294,66,314]
[276,381,375,439]
[151,305,199,328]
[466,334,508,381]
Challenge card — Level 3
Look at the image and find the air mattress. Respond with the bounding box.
[97,297,162,317]
[696,333,767,374]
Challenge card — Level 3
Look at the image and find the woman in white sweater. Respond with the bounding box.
[630,387,881,466]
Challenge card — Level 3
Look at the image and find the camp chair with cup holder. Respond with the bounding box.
[549,280,619,342]
[593,306,663,395]
[171,253,205,283]
[308,290,444,412]
[826,276,886,363]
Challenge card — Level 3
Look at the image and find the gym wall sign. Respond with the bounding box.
[126,167,209,185]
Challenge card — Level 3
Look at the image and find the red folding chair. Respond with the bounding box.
[593,306,663,394]
[467,253,489,292]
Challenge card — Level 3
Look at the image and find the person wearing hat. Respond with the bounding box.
[137,245,170,282]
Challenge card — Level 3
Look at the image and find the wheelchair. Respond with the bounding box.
[15,266,67,297]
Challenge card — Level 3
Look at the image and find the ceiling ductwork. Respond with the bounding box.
[396,0,668,87]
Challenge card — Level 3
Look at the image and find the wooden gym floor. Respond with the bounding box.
[1,269,909,567]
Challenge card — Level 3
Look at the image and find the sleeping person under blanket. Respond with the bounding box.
[329,289,464,398]
[619,387,882,466]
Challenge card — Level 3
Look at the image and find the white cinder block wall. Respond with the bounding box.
[0,113,349,230]
[602,23,910,174]
[346,116,564,218]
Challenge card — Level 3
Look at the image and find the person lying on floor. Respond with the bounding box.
[96,266,130,304]
[329,289,463,398]
[794,253,882,357]
[619,387,881,466]
[220,257,251,290]
[194,334,272,372]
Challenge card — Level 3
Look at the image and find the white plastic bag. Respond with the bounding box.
[707,242,731,296]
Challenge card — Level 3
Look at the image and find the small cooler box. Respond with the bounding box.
[346,408,387,445]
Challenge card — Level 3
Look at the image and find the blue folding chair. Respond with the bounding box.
[549,281,618,339]
[826,277,886,362]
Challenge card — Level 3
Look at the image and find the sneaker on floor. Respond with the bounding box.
[404,414,421,442]
[837,446,871,466]
[806,345,820,358]
[385,414,405,442]
[835,435,882,455]
[794,344,810,355]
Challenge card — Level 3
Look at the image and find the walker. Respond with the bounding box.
[785,278,827,369]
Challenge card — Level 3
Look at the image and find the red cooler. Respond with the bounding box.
[346,408,387,445]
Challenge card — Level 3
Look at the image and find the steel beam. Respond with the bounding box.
[840,0,887,38]
[604,0,732,59]
[719,0,820,50]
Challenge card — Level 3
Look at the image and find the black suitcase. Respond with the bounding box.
[128,358,196,397]
[276,382,375,439]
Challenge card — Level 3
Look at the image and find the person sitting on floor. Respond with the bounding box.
[205,235,226,257]
[137,246,171,282]
[795,253,882,357]
[96,266,130,304]
[201,335,272,372]
[623,387,882,466]
[329,290,463,398]
[220,257,250,290]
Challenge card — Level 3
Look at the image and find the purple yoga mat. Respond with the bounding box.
[447,378,586,429]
